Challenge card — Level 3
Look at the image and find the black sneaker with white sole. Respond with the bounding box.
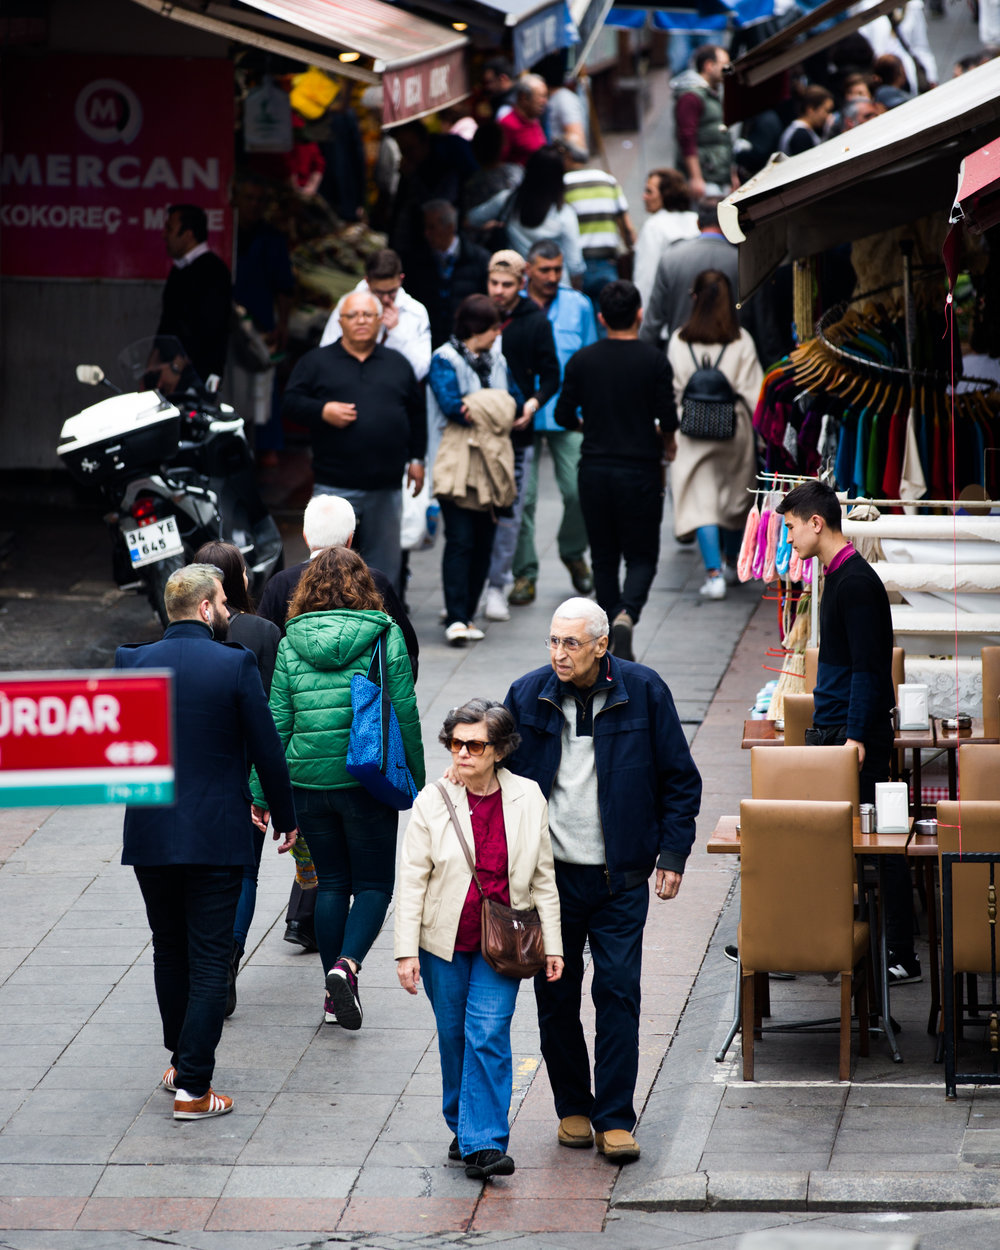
[887,952,922,985]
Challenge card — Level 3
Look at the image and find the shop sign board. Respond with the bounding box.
[0,55,234,279]
[383,47,468,126]
[513,2,578,74]
[0,671,174,807]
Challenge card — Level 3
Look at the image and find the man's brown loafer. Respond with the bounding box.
[595,1129,640,1162]
[557,1115,594,1148]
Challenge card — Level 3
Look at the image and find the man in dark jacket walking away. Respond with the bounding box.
[502,598,702,1162]
[157,204,232,385]
[402,200,490,348]
[482,249,561,620]
[115,563,297,1120]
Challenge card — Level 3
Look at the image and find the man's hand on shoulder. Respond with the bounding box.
[655,869,682,900]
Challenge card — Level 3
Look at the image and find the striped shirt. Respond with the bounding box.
[563,168,628,260]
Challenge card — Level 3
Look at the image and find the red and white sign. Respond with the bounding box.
[0,671,174,806]
[0,56,234,279]
[383,47,468,127]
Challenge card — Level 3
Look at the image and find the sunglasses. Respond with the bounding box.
[445,737,493,756]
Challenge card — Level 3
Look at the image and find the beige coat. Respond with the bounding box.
[431,388,517,512]
[394,770,563,962]
[667,328,763,539]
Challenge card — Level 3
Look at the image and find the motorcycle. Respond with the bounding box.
[58,336,283,625]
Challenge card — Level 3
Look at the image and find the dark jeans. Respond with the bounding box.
[534,861,649,1131]
[293,786,398,973]
[134,864,243,1097]
[812,720,914,953]
[439,497,497,627]
[578,461,663,625]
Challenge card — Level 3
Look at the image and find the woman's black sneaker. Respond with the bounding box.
[448,1135,462,1161]
[464,1149,515,1179]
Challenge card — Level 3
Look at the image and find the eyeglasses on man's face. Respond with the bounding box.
[545,635,594,653]
[445,736,493,756]
[341,309,380,321]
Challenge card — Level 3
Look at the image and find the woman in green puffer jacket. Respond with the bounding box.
[251,546,425,1029]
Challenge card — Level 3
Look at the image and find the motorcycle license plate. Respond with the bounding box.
[124,516,183,569]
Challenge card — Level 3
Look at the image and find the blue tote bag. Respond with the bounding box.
[345,632,418,810]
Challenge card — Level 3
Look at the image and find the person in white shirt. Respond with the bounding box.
[632,169,699,308]
[320,249,431,381]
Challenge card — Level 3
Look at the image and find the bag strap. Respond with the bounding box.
[713,344,727,369]
[433,780,485,898]
[364,631,392,770]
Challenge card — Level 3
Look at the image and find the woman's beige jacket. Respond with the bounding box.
[394,770,563,962]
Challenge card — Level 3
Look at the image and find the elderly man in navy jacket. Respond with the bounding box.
[503,597,701,1162]
[115,563,297,1121]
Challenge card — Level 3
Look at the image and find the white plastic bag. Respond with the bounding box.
[401,474,432,551]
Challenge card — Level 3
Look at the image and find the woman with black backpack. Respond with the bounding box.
[667,269,763,600]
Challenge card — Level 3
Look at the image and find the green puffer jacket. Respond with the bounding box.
[251,608,425,799]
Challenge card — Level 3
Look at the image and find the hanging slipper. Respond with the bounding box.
[737,504,760,582]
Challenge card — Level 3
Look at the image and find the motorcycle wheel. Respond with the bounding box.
[144,555,185,628]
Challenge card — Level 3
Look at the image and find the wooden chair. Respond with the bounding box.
[958,744,1000,800]
[982,647,1000,740]
[782,693,814,747]
[804,647,818,692]
[935,801,1000,1061]
[738,799,870,1080]
[751,744,860,812]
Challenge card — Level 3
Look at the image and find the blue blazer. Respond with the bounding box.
[114,621,297,867]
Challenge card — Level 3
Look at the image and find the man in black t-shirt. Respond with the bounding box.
[554,280,677,661]
[778,480,920,986]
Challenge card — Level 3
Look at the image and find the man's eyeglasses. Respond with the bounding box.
[341,310,380,321]
[445,737,493,756]
[545,635,594,653]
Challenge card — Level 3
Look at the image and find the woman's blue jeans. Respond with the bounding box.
[293,786,397,974]
[420,948,521,1156]
[696,524,742,574]
[233,825,266,954]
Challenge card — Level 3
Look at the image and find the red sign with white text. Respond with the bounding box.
[0,671,174,806]
[0,56,234,279]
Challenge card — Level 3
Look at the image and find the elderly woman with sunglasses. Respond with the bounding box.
[395,698,563,1181]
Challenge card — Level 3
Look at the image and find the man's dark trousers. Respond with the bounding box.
[578,461,663,624]
[535,861,649,1130]
[134,864,242,1097]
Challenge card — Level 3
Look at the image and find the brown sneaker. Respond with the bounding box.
[508,577,536,606]
[173,1089,234,1120]
[562,558,593,595]
[595,1129,640,1162]
[557,1115,594,1148]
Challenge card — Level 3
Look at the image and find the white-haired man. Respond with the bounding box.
[282,289,426,590]
[255,494,419,953]
[499,598,701,1162]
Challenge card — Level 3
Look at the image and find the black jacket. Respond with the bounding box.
[499,296,561,448]
[157,251,232,383]
[402,235,490,348]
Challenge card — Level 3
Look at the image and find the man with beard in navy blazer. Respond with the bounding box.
[115,563,297,1120]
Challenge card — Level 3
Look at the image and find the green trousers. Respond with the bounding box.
[512,430,588,582]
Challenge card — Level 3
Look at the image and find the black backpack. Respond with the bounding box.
[679,343,737,440]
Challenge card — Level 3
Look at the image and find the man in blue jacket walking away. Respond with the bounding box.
[503,597,701,1162]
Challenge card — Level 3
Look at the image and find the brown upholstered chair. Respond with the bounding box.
[751,744,860,812]
[804,647,818,692]
[738,799,870,1080]
[935,800,1000,1045]
[891,647,905,704]
[782,693,814,747]
[982,648,1000,740]
[958,745,1000,801]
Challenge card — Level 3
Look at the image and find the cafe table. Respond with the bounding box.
[932,717,1000,800]
[709,814,910,1065]
[741,719,784,748]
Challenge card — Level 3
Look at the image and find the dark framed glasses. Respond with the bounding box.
[445,737,492,756]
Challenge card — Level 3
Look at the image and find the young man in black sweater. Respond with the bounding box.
[553,280,676,661]
[778,480,920,984]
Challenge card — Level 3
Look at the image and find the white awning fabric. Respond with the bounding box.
[717,59,1000,301]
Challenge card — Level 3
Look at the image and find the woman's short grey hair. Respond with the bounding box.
[439,698,521,764]
[552,597,609,640]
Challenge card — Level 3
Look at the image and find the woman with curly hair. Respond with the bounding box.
[251,546,425,1028]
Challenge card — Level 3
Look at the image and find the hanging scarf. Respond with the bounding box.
[450,336,494,388]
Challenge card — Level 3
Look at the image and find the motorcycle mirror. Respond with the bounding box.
[76,364,105,386]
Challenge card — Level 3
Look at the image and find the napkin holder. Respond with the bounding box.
[896,683,929,731]
[875,781,910,833]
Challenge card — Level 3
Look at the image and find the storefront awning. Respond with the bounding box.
[129,0,468,124]
[717,59,1000,302]
[951,132,1000,234]
[606,0,773,36]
